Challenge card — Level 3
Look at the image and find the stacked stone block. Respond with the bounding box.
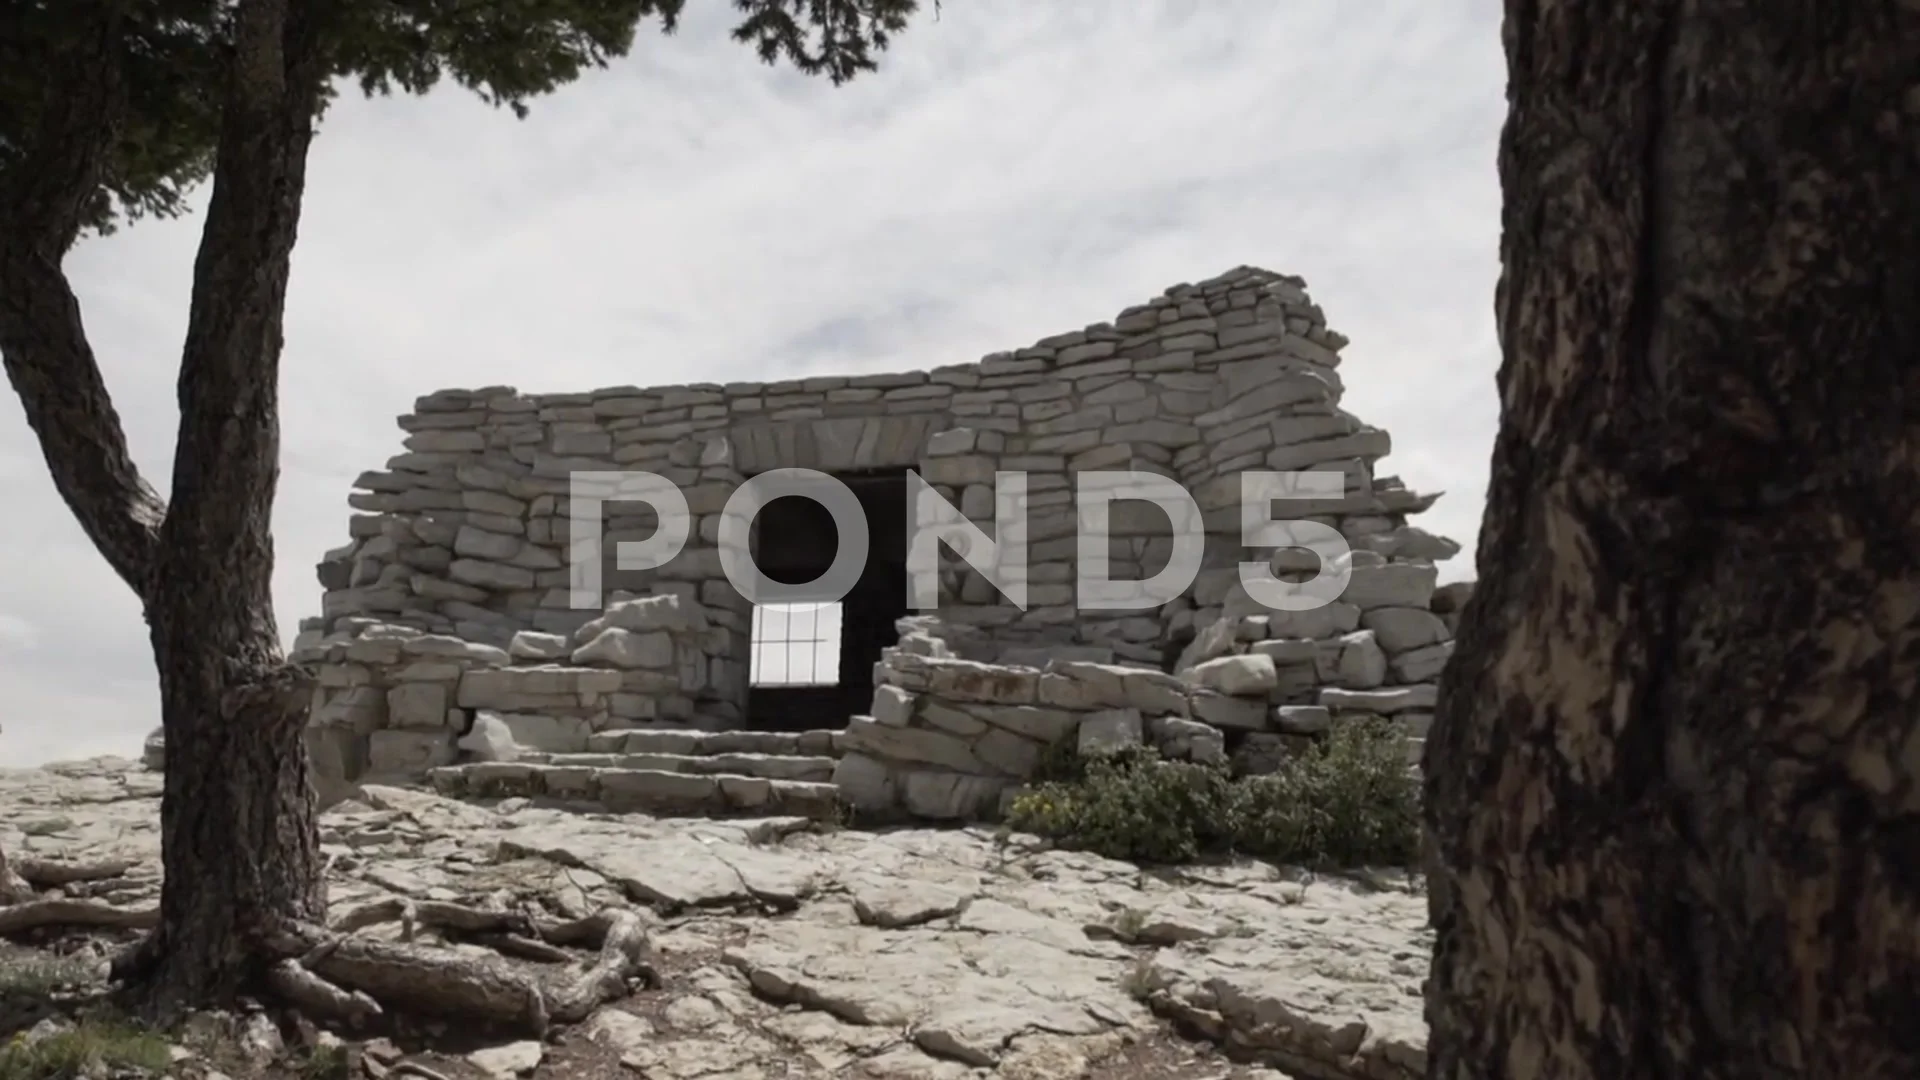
[830,618,1229,820]
[1175,547,1461,762]
[296,595,715,785]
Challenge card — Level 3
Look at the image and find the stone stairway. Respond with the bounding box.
[424,727,846,822]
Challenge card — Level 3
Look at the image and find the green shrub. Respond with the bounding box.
[0,1019,172,1080]
[1230,718,1421,866]
[1003,717,1420,869]
[1006,745,1237,863]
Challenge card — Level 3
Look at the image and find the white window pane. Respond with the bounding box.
[748,601,843,687]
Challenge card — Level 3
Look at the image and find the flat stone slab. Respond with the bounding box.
[425,761,844,820]
[0,757,1430,1079]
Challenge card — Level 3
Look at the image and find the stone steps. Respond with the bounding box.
[423,725,850,822]
[582,727,842,758]
[512,750,837,783]
[426,761,842,821]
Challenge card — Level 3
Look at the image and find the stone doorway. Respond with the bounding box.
[745,468,909,731]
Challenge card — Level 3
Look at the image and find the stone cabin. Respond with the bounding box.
[294,265,1470,821]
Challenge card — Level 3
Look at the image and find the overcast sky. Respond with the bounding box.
[0,0,1504,766]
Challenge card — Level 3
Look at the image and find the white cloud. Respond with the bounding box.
[0,0,1504,766]
[0,613,35,649]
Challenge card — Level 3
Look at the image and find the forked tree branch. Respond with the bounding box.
[0,0,167,596]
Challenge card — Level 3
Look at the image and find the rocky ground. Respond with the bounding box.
[0,758,1429,1080]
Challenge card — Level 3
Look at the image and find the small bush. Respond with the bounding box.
[1006,745,1236,863]
[1230,718,1422,866]
[1004,718,1420,869]
[0,1019,172,1080]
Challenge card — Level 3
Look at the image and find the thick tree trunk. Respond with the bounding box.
[1425,3,1920,1079]
[134,658,321,1015]
[2,0,329,1020]
[133,0,328,1018]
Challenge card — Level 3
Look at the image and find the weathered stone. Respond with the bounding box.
[870,685,916,728]
[489,712,591,753]
[1248,637,1317,665]
[900,772,1005,819]
[572,627,675,670]
[1184,654,1278,696]
[1320,684,1439,714]
[973,728,1045,777]
[840,717,984,773]
[1315,631,1388,690]
[508,630,572,662]
[574,593,707,642]
[921,659,1041,705]
[1338,562,1438,610]
[387,682,451,730]
[1391,641,1454,683]
[368,729,458,773]
[1272,705,1333,735]
[1189,692,1267,732]
[456,711,521,763]
[1360,607,1451,653]
[830,751,896,810]
[1263,602,1362,640]
[1076,709,1144,755]
[1150,716,1227,765]
[918,700,991,738]
[972,704,1080,744]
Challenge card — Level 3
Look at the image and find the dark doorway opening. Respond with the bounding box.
[745,468,909,732]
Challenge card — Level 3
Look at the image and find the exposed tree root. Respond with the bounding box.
[0,844,156,936]
[2,844,656,1040]
[265,958,382,1025]
[0,897,157,936]
[13,856,138,887]
[262,899,659,1034]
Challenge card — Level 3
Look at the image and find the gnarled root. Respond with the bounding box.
[4,838,655,1039]
[0,844,156,938]
[12,856,138,887]
[0,897,156,936]
[542,908,652,1025]
[245,901,656,1037]
[264,958,381,1025]
[262,920,552,1035]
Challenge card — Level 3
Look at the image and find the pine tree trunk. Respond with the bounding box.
[1425,4,1920,1078]
[136,626,322,1015]
[2,0,329,1019]
[129,0,327,1018]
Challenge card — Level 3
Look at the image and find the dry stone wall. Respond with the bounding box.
[833,616,1231,819]
[298,265,1473,818]
[296,594,718,780]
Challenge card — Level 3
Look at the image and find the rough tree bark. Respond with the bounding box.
[0,0,328,1019]
[130,0,330,1017]
[1425,3,1920,1078]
